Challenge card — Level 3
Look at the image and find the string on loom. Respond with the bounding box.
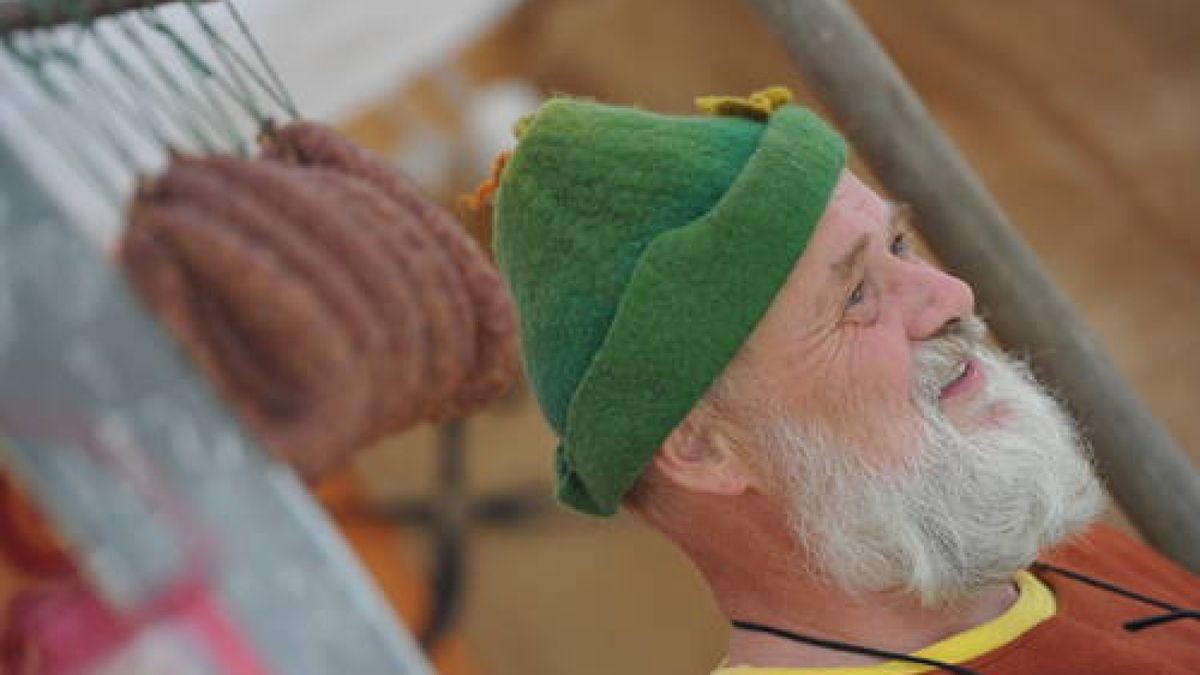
[1,30,126,201]
[21,0,279,158]
[137,7,249,153]
[110,7,229,153]
[145,0,299,132]
[9,3,144,175]
[219,0,296,118]
[0,0,300,211]
[82,25,174,149]
[3,0,184,198]
[55,0,177,153]
[40,2,158,170]
[184,0,296,121]
[181,0,267,128]
[76,1,191,150]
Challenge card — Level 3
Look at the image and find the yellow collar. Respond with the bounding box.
[714,571,1055,674]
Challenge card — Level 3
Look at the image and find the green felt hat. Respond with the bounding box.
[493,87,847,516]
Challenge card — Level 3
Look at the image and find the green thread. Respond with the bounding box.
[182,0,266,126]
[2,33,121,203]
[221,0,296,118]
[139,7,247,153]
[63,0,174,149]
[1,0,301,200]
[7,25,142,176]
[111,8,222,152]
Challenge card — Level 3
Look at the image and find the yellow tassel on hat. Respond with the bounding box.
[513,112,538,140]
[695,86,794,121]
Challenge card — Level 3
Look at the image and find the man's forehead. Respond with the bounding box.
[823,170,890,228]
[795,170,890,275]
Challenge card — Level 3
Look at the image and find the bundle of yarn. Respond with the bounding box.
[119,121,519,480]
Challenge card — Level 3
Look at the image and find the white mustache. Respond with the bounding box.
[913,316,989,401]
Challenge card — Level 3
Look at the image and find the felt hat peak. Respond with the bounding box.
[493,90,847,516]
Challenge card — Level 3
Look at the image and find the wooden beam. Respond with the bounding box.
[744,0,1200,572]
[0,0,212,33]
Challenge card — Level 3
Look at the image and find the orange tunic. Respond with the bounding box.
[716,524,1200,674]
[962,524,1200,674]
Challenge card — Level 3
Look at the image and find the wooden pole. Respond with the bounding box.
[0,0,213,33]
[744,0,1200,571]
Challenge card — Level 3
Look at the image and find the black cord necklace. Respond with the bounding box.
[1030,562,1200,631]
[730,618,981,675]
[730,562,1200,674]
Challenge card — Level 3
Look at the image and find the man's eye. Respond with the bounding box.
[890,232,910,256]
[846,281,866,308]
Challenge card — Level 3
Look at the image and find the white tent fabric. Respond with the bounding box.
[241,0,522,121]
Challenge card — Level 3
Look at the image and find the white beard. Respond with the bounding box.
[763,317,1105,607]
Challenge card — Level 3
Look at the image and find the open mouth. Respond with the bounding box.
[939,358,978,400]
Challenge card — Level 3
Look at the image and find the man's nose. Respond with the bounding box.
[902,262,976,341]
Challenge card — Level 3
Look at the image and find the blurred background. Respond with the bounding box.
[2,1,1198,674]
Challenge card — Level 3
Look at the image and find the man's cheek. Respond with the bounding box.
[854,341,915,398]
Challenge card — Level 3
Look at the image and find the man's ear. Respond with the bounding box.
[651,414,754,497]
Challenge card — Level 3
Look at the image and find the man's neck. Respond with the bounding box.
[720,575,1016,669]
[685,518,1018,669]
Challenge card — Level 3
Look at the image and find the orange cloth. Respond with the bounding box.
[316,473,481,675]
[958,524,1200,674]
[0,470,480,675]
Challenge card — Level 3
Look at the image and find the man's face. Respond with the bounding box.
[719,170,1103,605]
[732,169,977,465]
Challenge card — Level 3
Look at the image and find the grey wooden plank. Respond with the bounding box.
[0,125,434,673]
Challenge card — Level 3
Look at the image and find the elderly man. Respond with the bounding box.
[489,88,1200,673]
